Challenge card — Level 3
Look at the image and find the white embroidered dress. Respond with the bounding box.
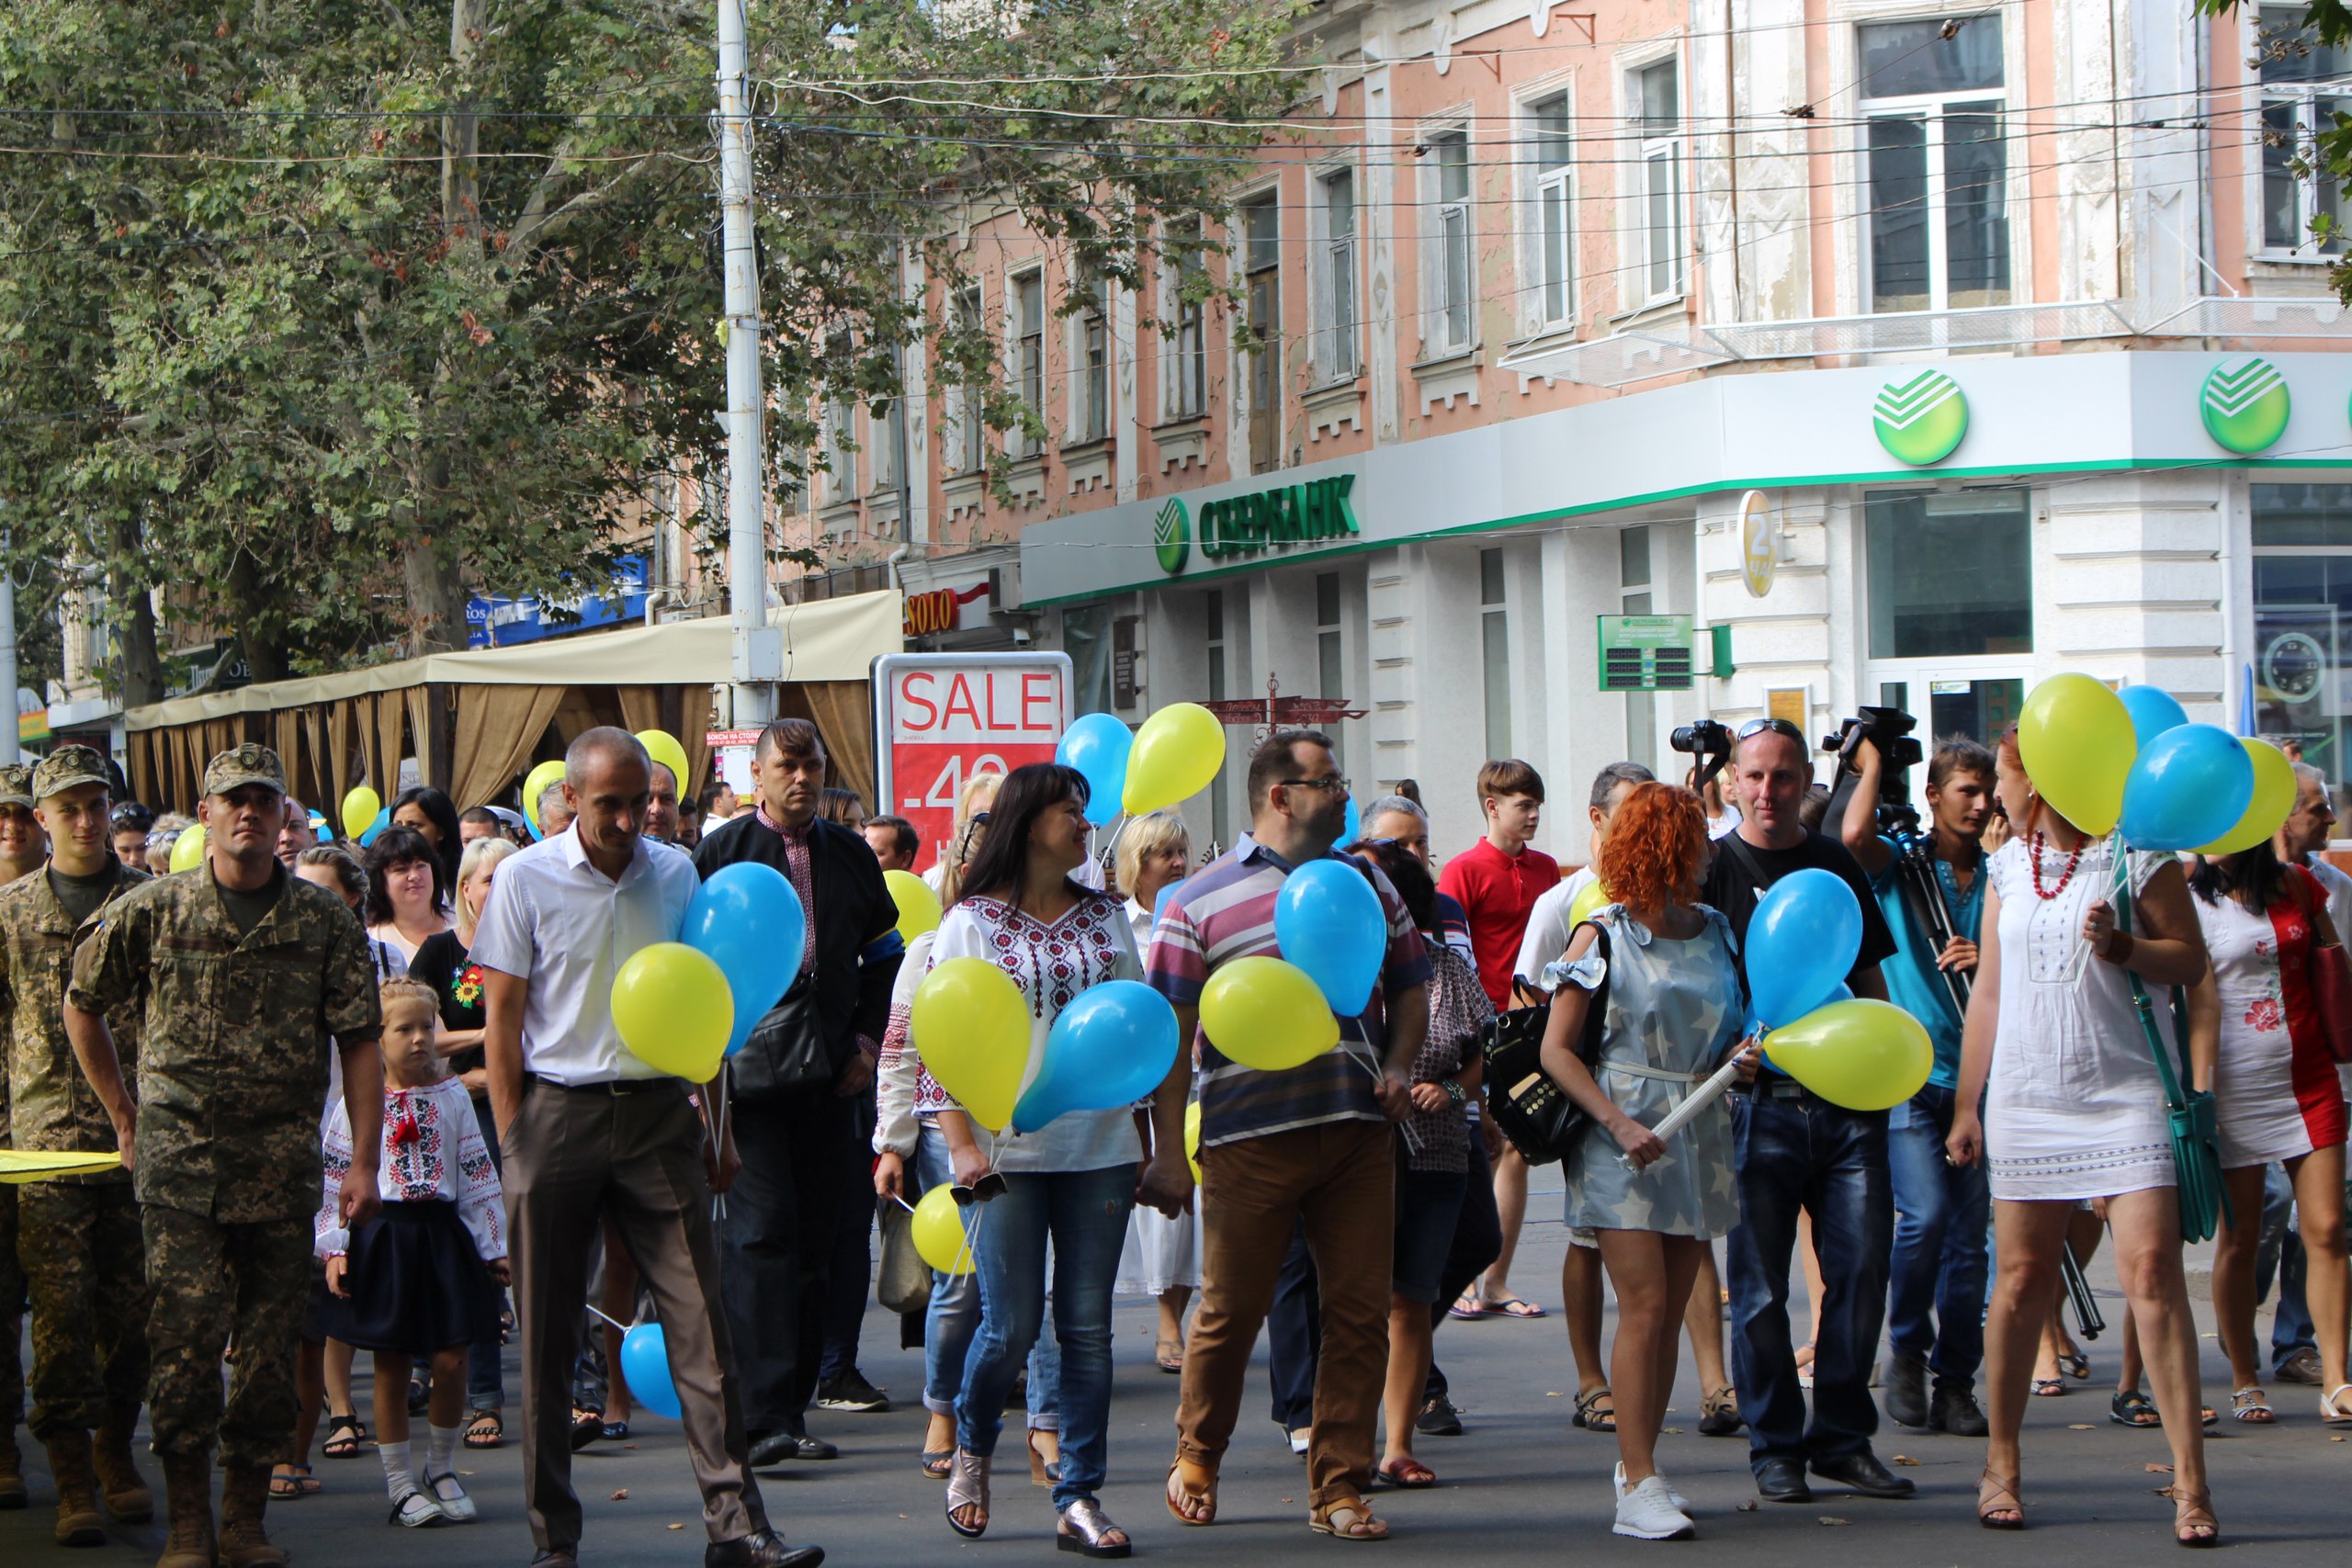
[316,1076,505,1262]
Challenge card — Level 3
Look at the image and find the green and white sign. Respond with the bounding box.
[2201,357,2291,454]
[1153,496,1190,575]
[1597,614,1694,692]
[1872,370,1970,466]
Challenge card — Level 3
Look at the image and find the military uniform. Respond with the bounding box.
[65,745,381,1484]
[0,761,36,1510]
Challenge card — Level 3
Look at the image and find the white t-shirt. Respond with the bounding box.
[1515,867,1598,994]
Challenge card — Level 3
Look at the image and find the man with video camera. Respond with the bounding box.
[1837,720,1996,1439]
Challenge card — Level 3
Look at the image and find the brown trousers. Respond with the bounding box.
[503,1079,763,1551]
[1175,1119,1396,1511]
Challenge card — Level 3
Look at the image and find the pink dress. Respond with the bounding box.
[2191,867,2350,1168]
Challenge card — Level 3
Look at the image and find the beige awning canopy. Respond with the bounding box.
[123,591,900,818]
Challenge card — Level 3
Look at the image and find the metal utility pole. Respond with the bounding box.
[719,0,779,726]
[0,536,19,767]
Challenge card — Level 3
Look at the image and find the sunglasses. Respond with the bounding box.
[1736,717,1805,743]
[949,1172,1008,1206]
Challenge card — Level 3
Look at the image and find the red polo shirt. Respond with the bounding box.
[1439,836,1560,1010]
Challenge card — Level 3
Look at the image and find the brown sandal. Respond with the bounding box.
[2169,1485,2219,1549]
[1976,1468,2023,1530]
[1165,1459,1217,1526]
[1309,1495,1389,1541]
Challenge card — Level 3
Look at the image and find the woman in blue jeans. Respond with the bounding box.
[929,763,1193,1553]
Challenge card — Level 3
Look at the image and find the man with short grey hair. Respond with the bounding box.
[537,781,575,838]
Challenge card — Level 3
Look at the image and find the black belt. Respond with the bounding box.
[1740,1076,1812,1101]
[523,1072,671,1096]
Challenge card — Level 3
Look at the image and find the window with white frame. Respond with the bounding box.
[1631,59,1683,301]
[1424,130,1475,354]
[1073,275,1110,443]
[2257,9,2351,255]
[1011,270,1045,456]
[1313,166,1361,382]
[1527,90,1575,331]
[1163,222,1207,421]
[1860,16,2010,313]
[948,284,985,473]
[1239,196,1281,473]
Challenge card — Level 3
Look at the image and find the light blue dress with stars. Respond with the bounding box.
[1559,904,1745,1239]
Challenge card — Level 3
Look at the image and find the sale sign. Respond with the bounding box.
[873,652,1072,873]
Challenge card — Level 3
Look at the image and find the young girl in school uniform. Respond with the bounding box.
[318,977,509,1527]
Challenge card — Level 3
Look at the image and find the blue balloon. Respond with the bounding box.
[1011,979,1181,1134]
[617,1322,682,1419]
[2119,721,2255,852]
[357,807,390,848]
[1745,868,1862,1029]
[1057,714,1134,827]
[681,862,805,1057]
[2118,685,2189,749]
[1152,877,1185,923]
[1274,859,1386,1015]
[1341,795,1361,849]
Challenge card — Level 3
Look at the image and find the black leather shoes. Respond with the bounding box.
[707,1529,825,1568]
[1755,1458,1811,1502]
[1929,1383,1991,1437]
[1810,1450,1917,1498]
[748,1433,839,1467]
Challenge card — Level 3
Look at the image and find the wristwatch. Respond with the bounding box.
[1443,1078,1466,1107]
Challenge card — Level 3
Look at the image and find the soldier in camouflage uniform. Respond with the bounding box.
[3,746,155,1545]
[0,760,43,1512]
[64,744,384,1568]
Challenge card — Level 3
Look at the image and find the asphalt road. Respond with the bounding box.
[6,1172,2346,1566]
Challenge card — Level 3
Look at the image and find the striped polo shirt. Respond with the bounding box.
[1145,834,1432,1148]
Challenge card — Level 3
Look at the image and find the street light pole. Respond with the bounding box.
[0,534,19,767]
[719,0,778,727]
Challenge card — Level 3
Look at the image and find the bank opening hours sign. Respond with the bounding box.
[874,652,1074,873]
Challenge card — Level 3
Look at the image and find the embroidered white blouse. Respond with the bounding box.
[315,1076,505,1262]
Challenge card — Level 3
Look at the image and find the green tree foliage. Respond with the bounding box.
[0,1,1302,691]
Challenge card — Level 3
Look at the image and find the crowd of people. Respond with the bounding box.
[0,707,2346,1564]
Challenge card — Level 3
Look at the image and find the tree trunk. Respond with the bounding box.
[225,551,291,685]
[109,513,163,707]
[401,525,469,655]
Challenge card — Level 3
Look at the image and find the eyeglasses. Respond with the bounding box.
[1736,718,1805,744]
[949,1172,1008,1206]
[111,807,153,829]
[1279,776,1352,796]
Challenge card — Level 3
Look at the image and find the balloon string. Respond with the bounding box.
[1351,1051,1424,1156]
[586,1304,631,1333]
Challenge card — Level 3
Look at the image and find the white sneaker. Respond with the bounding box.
[389,1489,447,1529]
[1287,1427,1311,1456]
[1613,1461,1690,1514]
[1613,1474,1695,1540]
[423,1471,477,1523]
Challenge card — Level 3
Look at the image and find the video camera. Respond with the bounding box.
[1668,718,1735,786]
[1821,706,1924,821]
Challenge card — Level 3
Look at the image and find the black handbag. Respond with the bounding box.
[1482,925,1609,1167]
[729,972,833,1100]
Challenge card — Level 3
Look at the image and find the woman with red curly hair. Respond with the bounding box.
[1537,782,1746,1540]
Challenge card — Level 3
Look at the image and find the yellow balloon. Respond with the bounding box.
[610,942,733,1081]
[635,729,694,794]
[1761,998,1931,1112]
[885,869,942,943]
[168,825,206,874]
[1183,1100,1203,1184]
[1122,703,1227,815]
[910,957,1031,1133]
[2193,738,2299,857]
[1567,879,1611,929]
[523,760,567,833]
[1199,955,1339,1072]
[340,786,381,842]
[2017,673,2136,836]
[910,1183,976,1276]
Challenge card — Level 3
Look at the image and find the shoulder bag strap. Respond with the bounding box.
[2111,851,2189,1114]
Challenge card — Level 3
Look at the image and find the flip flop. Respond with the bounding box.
[269,1463,322,1498]
[1165,1460,1217,1527]
[1487,1294,1545,1319]
[1448,1290,1488,1321]
[1374,1457,1437,1489]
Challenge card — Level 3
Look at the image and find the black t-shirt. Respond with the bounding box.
[1701,829,1898,988]
[410,929,486,1072]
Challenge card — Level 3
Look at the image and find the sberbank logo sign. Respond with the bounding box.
[2201,356,2290,454]
[1158,475,1361,574]
[1872,370,1969,466]
[1153,496,1190,574]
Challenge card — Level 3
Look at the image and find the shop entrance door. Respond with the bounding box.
[1868,671,2026,750]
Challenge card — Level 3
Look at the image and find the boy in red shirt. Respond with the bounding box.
[1438,760,1556,1320]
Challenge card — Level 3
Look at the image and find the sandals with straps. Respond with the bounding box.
[2168,1485,2219,1548]
[1056,1498,1133,1559]
[2322,1383,2352,1427]
[1976,1468,2023,1530]
[1573,1387,1617,1433]
[2230,1386,2275,1424]
[1308,1495,1389,1541]
[945,1450,990,1539]
[2110,1389,2162,1427]
[322,1412,365,1460]
[463,1409,503,1450]
[1164,1459,1217,1527]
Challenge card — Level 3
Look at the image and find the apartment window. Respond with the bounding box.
[2258,11,2351,254]
[1241,196,1281,473]
[1064,604,1113,716]
[1861,16,2010,313]
[1621,525,1655,772]
[1317,572,1345,766]
[872,396,901,491]
[1012,270,1045,455]
[1864,489,2032,658]
[950,284,984,473]
[1530,91,1575,329]
[1315,166,1361,382]
[1165,222,1207,420]
[1480,548,1512,759]
[1075,276,1110,443]
[1205,590,1230,850]
[1428,130,1474,353]
[1632,60,1683,300]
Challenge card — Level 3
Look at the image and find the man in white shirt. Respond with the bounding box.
[474,728,818,1568]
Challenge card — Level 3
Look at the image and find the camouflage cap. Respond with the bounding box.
[0,763,30,809]
[31,743,111,802]
[202,742,287,798]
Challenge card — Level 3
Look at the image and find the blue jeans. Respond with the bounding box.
[954,1163,1136,1511]
[914,1128,1059,1427]
[1728,1089,1894,1472]
[1885,1084,1990,1389]
[2256,1162,2318,1370]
